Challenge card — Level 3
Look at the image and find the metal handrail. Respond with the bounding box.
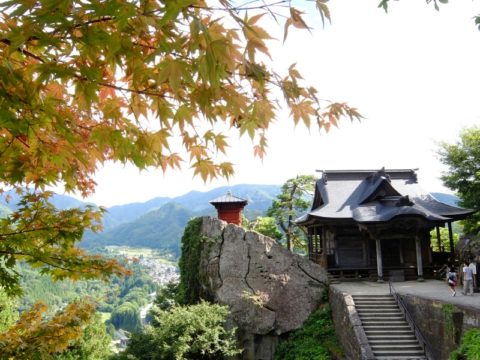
[389,280,434,360]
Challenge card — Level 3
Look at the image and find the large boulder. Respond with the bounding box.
[197,217,329,359]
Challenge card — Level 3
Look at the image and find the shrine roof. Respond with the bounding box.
[209,191,248,205]
[296,168,474,225]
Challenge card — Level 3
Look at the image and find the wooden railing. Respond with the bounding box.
[389,280,434,360]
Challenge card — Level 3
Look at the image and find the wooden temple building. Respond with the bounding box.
[295,169,474,281]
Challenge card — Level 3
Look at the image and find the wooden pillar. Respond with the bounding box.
[415,234,424,281]
[436,226,442,251]
[448,222,455,259]
[375,238,383,283]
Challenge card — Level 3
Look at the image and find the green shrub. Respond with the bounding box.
[110,302,142,333]
[115,301,241,360]
[449,328,480,360]
[274,305,343,360]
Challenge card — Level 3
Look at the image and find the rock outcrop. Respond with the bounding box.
[197,217,329,360]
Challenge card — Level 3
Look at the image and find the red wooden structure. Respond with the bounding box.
[210,191,248,225]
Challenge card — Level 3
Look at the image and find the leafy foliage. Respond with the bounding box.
[0,191,128,297]
[177,217,208,305]
[116,301,241,360]
[243,216,282,241]
[438,127,480,234]
[430,227,459,252]
[0,300,96,359]
[0,0,360,189]
[152,281,179,312]
[0,289,18,332]
[274,305,343,360]
[267,175,317,251]
[110,302,142,333]
[449,328,480,360]
[53,314,112,360]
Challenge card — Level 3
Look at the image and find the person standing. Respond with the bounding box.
[468,260,477,292]
[447,267,457,296]
[462,261,474,296]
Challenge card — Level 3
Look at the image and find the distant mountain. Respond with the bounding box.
[0,184,280,235]
[82,184,281,257]
[82,202,196,257]
[101,184,280,226]
[106,197,171,226]
[172,184,280,213]
[0,190,88,211]
[430,192,460,207]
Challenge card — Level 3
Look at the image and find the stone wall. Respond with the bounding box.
[197,217,329,360]
[400,294,480,360]
[329,287,374,360]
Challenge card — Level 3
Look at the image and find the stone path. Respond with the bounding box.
[331,279,479,311]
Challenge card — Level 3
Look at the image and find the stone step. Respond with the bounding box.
[358,310,401,314]
[357,309,403,317]
[365,329,415,335]
[374,349,426,357]
[361,320,408,326]
[370,339,420,345]
[363,324,412,331]
[367,334,417,341]
[355,302,397,307]
[375,356,426,360]
[352,294,426,360]
[371,343,423,351]
[359,315,404,321]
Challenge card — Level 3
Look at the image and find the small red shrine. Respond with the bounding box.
[209,191,248,225]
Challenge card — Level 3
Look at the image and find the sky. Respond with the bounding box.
[67,0,480,207]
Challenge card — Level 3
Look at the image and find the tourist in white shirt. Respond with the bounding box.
[468,260,477,292]
[462,261,474,296]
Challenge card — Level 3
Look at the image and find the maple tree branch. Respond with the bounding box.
[0,250,74,272]
[0,39,45,63]
[0,225,64,238]
[189,0,290,12]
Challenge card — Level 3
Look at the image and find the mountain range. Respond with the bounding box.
[0,187,461,259]
[0,185,281,258]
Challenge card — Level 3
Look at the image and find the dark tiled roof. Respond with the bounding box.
[209,191,248,205]
[296,168,474,225]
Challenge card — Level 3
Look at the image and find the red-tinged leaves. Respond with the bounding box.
[289,8,311,31]
[189,145,208,161]
[290,100,316,127]
[0,300,96,358]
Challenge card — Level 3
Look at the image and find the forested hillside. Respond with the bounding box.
[82,203,195,257]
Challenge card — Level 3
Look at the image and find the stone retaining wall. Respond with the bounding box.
[400,294,480,360]
[329,286,374,360]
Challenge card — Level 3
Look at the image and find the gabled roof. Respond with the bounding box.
[296,168,474,226]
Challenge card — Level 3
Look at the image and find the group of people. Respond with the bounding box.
[446,260,477,296]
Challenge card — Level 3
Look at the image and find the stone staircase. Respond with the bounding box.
[353,294,427,360]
